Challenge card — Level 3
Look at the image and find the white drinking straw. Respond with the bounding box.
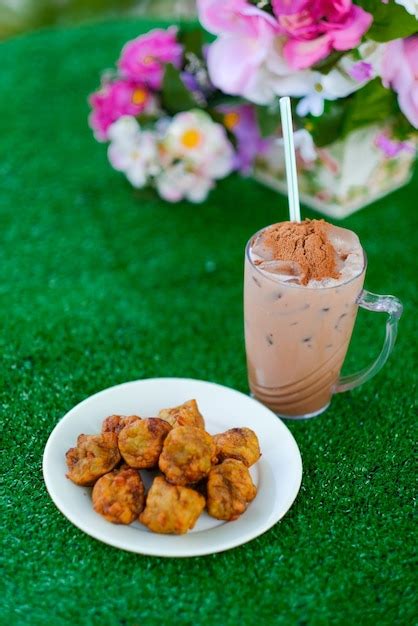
[279,96,301,222]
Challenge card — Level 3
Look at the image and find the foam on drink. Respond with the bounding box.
[250,219,364,288]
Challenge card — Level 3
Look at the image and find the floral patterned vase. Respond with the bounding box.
[253,124,416,219]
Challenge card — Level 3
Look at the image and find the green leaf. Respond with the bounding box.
[178,27,205,58]
[305,100,346,147]
[206,108,225,126]
[390,110,417,141]
[298,79,413,147]
[356,0,418,41]
[391,111,417,141]
[161,63,197,114]
[256,104,280,138]
[208,93,248,108]
[342,78,397,138]
[136,113,159,128]
[312,50,347,75]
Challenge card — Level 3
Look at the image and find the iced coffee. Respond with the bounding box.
[244,219,365,418]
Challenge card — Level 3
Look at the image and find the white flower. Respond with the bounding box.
[296,90,328,117]
[163,109,234,177]
[241,37,321,105]
[107,116,159,188]
[394,0,418,17]
[108,115,140,146]
[155,162,214,203]
[296,43,385,118]
[153,110,235,203]
[107,112,234,203]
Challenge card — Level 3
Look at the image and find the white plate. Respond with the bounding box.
[43,378,302,557]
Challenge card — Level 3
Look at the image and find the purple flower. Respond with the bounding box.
[180,68,214,104]
[118,27,183,90]
[375,132,415,158]
[219,104,271,174]
[349,60,373,82]
[181,71,201,93]
[88,80,151,141]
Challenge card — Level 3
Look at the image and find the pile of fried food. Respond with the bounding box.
[65,399,261,534]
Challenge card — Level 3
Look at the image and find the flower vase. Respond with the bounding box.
[253,124,416,219]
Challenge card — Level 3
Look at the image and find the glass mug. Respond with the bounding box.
[243,226,403,419]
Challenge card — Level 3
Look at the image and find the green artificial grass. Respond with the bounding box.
[0,19,416,626]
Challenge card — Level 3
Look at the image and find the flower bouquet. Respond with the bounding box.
[89,2,417,215]
[88,27,241,203]
[197,0,417,217]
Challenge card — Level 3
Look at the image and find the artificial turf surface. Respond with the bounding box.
[0,18,416,626]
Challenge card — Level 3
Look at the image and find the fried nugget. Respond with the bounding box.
[101,414,141,435]
[66,433,121,486]
[139,476,205,534]
[118,417,171,469]
[92,465,145,524]
[158,399,205,429]
[207,458,257,521]
[213,427,261,467]
[159,425,216,485]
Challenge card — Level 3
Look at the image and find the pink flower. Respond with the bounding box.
[272,0,310,15]
[197,0,279,36]
[198,0,283,103]
[118,27,183,90]
[89,80,151,141]
[206,34,275,102]
[382,36,418,129]
[272,0,373,69]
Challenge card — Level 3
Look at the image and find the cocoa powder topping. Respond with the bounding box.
[262,219,340,285]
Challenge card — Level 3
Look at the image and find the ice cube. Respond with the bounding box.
[257,260,303,283]
[340,252,364,282]
[250,232,275,262]
[327,224,364,281]
[327,224,362,259]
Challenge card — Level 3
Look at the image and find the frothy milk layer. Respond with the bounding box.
[250,220,364,288]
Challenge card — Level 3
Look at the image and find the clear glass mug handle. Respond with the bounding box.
[335,290,403,393]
